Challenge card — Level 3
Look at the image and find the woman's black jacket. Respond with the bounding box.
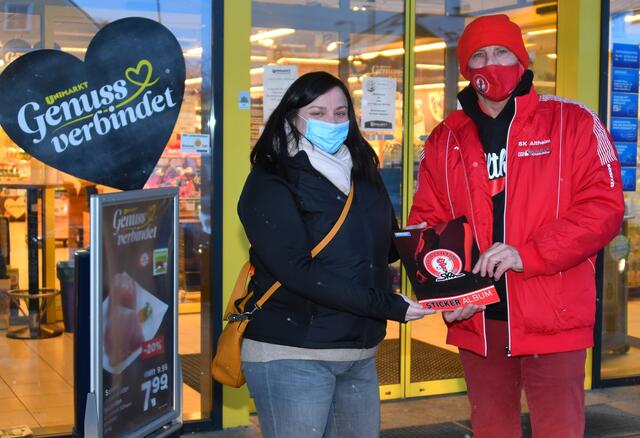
[237,151,409,349]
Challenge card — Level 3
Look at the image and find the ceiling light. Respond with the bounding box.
[416,64,445,70]
[250,28,295,43]
[61,47,87,53]
[380,48,405,57]
[277,57,339,65]
[625,13,640,23]
[185,77,203,85]
[185,47,203,57]
[414,42,447,52]
[414,80,469,91]
[526,28,556,36]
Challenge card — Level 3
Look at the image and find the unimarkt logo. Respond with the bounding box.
[18,59,178,153]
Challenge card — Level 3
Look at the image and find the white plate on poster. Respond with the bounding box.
[102,280,169,374]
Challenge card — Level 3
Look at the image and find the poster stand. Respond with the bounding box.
[74,188,181,438]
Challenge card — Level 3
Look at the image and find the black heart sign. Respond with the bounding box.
[0,17,185,191]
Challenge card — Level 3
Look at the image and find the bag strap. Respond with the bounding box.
[254,181,355,309]
[224,261,253,318]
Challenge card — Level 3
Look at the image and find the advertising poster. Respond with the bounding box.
[622,166,637,192]
[612,67,639,93]
[611,92,639,118]
[611,118,639,143]
[361,76,397,132]
[263,65,298,122]
[611,43,639,193]
[616,142,638,167]
[100,192,176,438]
[613,43,640,69]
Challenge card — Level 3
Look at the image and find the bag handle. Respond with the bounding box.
[254,181,355,310]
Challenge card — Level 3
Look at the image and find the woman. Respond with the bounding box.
[238,71,430,438]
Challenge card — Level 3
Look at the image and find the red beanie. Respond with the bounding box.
[457,14,529,80]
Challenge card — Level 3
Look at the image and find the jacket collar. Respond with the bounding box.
[438,85,539,252]
[445,83,539,138]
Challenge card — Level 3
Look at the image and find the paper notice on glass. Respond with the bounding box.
[361,77,396,132]
[180,133,210,154]
[263,65,298,121]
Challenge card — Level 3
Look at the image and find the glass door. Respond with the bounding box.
[596,1,640,384]
[250,0,407,398]
[407,0,558,397]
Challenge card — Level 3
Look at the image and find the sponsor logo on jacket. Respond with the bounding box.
[517,147,551,158]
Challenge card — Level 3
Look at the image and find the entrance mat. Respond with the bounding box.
[376,339,464,385]
[455,404,640,438]
[180,353,204,393]
[577,404,640,437]
[383,405,640,437]
[381,422,471,437]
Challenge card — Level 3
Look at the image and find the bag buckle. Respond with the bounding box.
[226,304,261,322]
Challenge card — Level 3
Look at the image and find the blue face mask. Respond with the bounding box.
[299,115,349,154]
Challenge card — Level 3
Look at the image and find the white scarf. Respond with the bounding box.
[287,130,353,196]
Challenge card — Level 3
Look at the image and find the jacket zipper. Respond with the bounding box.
[443,122,489,357]
[443,123,483,249]
[503,99,518,357]
[445,93,519,357]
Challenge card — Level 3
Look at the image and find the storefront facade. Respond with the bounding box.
[0,0,636,435]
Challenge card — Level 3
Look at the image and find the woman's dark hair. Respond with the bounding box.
[250,71,380,182]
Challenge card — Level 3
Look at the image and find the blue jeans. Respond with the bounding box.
[242,357,380,438]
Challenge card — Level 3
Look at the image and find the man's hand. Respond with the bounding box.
[473,242,523,281]
[443,304,485,323]
[399,294,435,321]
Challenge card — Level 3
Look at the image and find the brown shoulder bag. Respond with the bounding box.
[211,182,354,387]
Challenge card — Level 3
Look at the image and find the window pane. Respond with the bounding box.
[251,0,405,386]
[601,1,640,381]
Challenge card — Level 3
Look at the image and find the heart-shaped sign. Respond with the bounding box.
[0,17,185,191]
[4,197,25,219]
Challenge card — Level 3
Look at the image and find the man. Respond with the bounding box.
[408,14,624,438]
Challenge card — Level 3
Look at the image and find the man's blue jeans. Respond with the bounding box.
[242,357,381,438]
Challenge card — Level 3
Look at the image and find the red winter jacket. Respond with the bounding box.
[408,86,624,357]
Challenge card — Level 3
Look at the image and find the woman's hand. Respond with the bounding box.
[443,304,485,323]
[404,221,427,230]
[400,294,435,321]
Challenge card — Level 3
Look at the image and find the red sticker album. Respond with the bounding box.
[393,217,500,310]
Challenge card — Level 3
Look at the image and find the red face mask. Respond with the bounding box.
[468,64,523,102]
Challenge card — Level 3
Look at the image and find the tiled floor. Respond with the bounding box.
[0,312,205,434]
[0,331,73,430]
